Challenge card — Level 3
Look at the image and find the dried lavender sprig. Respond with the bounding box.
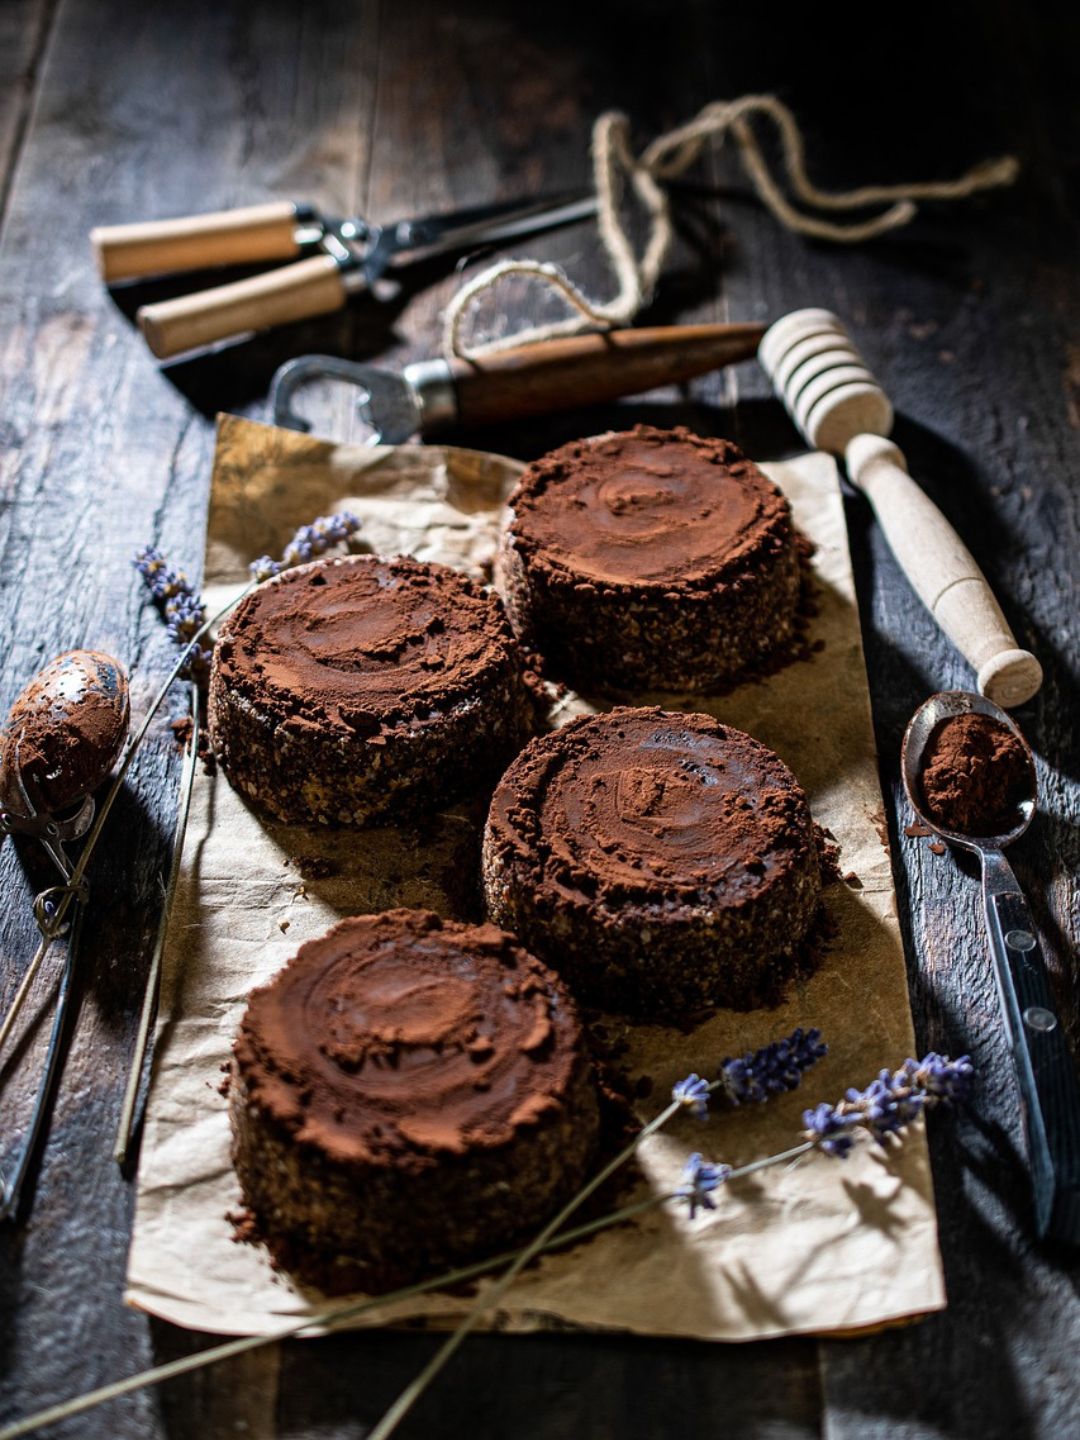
[672,1026,828,1121]
[370,1049,971,1438]
[718,1026,828,1106]
[250,511,361,582]
[678,1153,731,1217]
[133,546,211,674]
[801,1052,974,1159]
[677,1050,973,1215]
[0,1049,970,1440]
[671,1073,711,1119]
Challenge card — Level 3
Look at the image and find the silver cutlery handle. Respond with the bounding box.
[982,849,1080,1243]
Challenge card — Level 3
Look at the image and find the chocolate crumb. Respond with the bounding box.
[814,823,843,885]
[226,1206,259,1245]
[171,712,216,771]
[905,820,933,839]
[291,854,339,880]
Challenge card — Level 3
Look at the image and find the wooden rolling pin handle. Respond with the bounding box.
[845,434,1043,707]
[90,201,301,283]
[449,323,766,428]
[136,255,349,359]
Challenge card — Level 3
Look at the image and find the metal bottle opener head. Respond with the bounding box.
[270,354,459,444]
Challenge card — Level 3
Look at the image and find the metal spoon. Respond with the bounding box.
[902,690,1080,1243]
[0,649,130,1219]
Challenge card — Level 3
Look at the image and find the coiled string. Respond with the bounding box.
[442,95,1019,360]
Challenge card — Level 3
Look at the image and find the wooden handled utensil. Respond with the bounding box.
[759,309,1043,708]
[270,323,768,441]
[90,191,599,360]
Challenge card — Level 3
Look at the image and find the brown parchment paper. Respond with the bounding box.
[125,413,944,1341]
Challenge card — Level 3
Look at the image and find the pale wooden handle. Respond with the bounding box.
[90,202,301,282]
[846,435,1043,707]
[136,256,348,359]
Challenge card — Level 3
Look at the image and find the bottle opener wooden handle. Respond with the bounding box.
[448,323,767,427]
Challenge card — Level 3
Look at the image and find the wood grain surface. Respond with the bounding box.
[0,2,1077,1437]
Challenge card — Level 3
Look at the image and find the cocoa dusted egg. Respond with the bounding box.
[0,650,130,818]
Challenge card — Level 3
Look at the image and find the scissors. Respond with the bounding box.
[90,191,597,360]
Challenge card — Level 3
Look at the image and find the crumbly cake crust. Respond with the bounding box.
[209,554,533,826]
[498,426,801,693]
[482,707,822,1016]
[230,909,599,1293]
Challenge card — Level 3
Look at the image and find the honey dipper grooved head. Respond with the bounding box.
[759,308,894,454]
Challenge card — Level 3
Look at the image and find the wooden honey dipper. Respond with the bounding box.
[759,309,1042,708]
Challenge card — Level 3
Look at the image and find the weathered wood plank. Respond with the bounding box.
[1,0,1078,1438]
[0,1,377,1436]
[0,0,53,224]
[697,7,1080,1440]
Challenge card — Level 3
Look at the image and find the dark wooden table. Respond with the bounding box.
[2,2,1078,1436]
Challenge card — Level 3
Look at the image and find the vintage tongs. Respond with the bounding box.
[270,323,768,442]
[902,692,1080,1244]
[90,191,598,360]
[0,650,130,1219]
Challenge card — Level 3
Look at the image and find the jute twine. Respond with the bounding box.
[441,95,1019,360]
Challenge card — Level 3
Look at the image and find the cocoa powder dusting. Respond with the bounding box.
[212,555,522,739]
[232,910,588,1166]
[919,712,1032,836]
[488,707,816,915]
[508,426,792,592]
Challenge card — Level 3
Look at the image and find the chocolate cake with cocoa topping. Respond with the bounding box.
[209,554,532,826]
[482,707,822,1016]
[498,426,801,693]
[230,909,599,1293]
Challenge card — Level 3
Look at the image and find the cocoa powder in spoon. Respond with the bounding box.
[919,712,1031,836]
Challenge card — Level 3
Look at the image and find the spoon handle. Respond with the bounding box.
[981,849,1080,1243]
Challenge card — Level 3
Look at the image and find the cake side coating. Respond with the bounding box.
[230,909,599,1292]
[482,707,822,1015]
[209,554,533,825]
[498,426,801,692]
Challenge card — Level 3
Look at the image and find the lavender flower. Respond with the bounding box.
[133,546,211,674]
[910,1052,974,1101]
[250,511,361,581]
[677,1152,731,1218]
[672,1073,711,1120]
[802,1052,973,1158]
[718,1026,827,1106]
[802,1101,861,1157]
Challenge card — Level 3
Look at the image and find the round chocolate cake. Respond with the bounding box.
[498,425,801,693]
[482,707,821,1016]
[209,554,532,826]
[230,909,599,1292]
